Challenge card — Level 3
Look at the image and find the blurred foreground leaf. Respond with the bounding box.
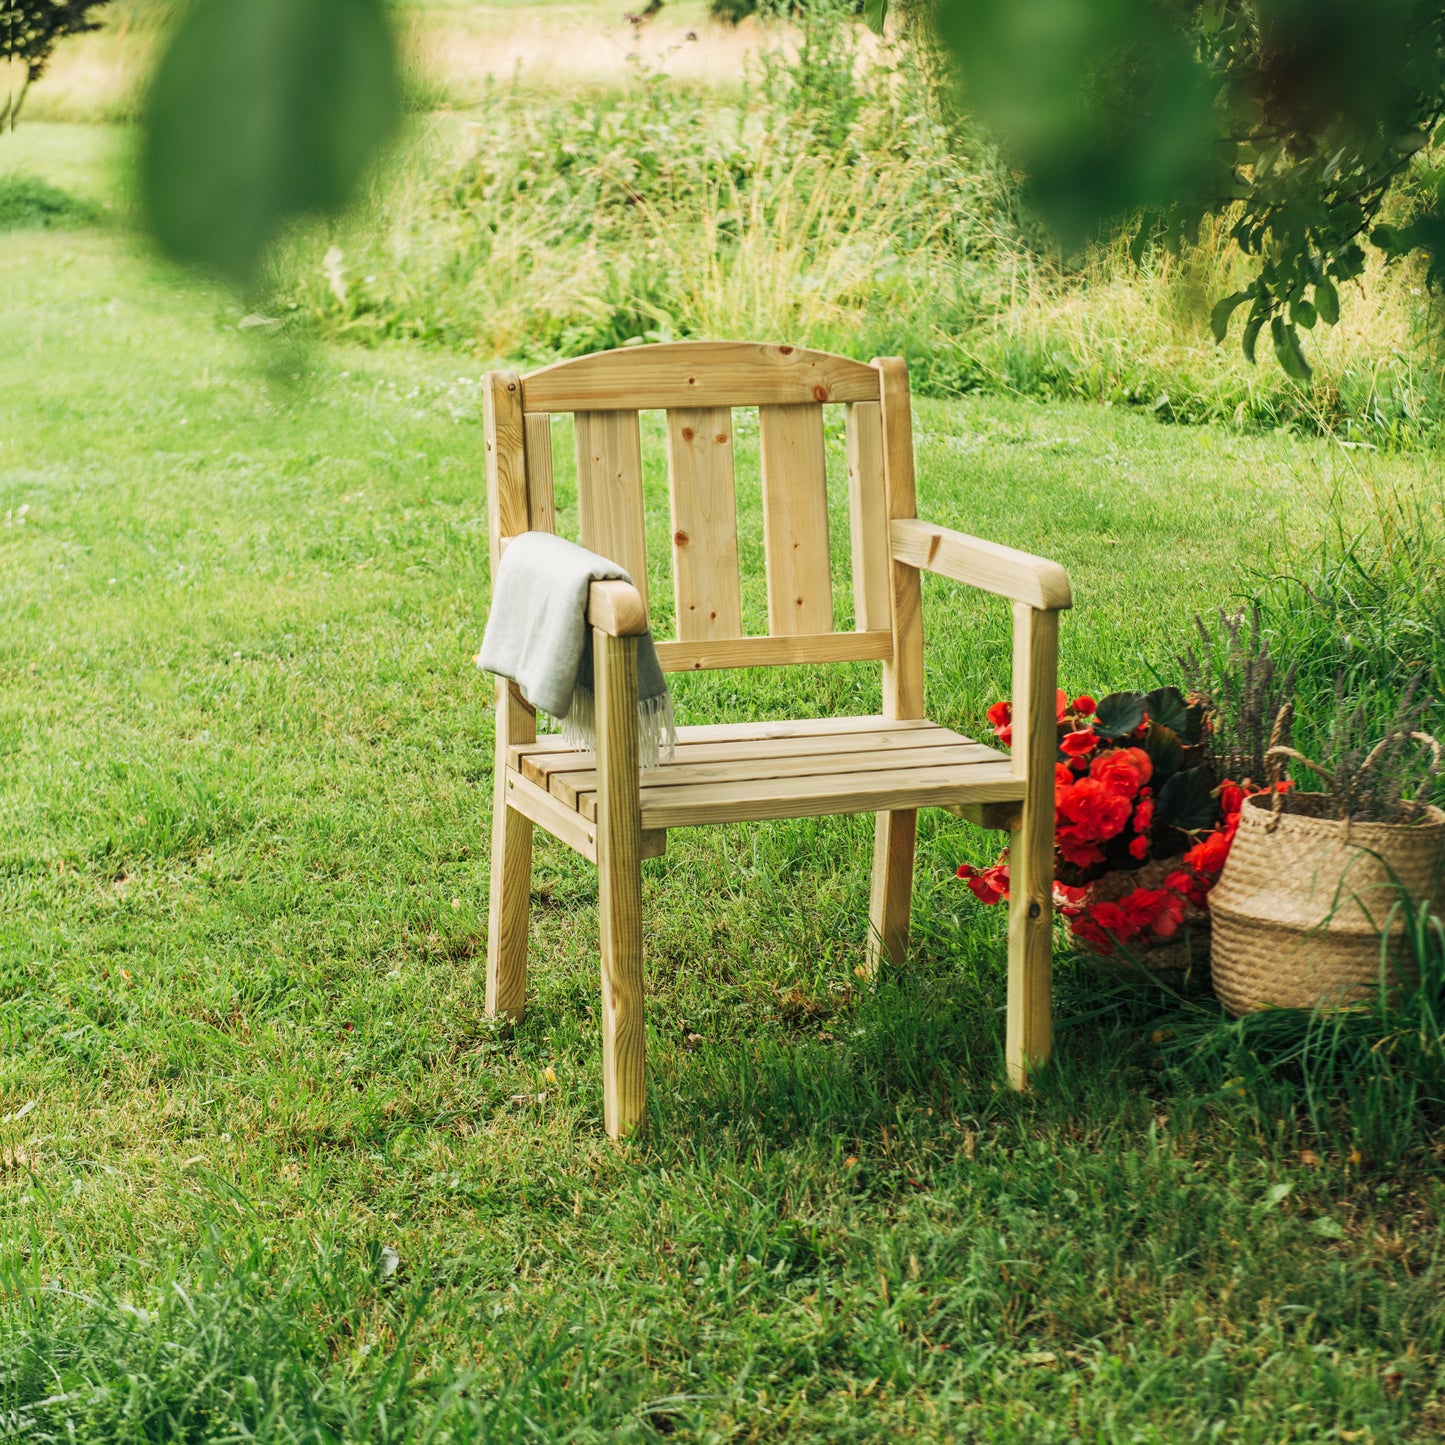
[140,0,400,288]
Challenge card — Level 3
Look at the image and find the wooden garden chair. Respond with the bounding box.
[482,342,1071,1138]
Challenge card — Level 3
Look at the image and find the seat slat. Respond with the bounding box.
[516,721,979,783]
[545,741,1003,811]
[578,759,1025,829]
[508,714,950,769]
[760,404,833,636]
[666,407,742,641]
[575,409,648,610]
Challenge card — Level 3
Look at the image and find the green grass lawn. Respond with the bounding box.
[4,122,1445,1442]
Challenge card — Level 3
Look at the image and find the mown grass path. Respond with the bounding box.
[3,125,1443,1442]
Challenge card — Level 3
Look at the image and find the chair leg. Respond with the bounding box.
[594,629,646,1139]
[1006,601,1059,1087]
[487,680,536,1021]
[867,808,917,973]
[1006,816,1053,1087]
[598,844,646,1140]
[486,781,532,1020]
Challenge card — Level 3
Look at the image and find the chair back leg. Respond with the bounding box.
[594,630,648,1138]
[867,808,917,972]
[487,682,535,1019]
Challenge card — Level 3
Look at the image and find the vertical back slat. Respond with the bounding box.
[845,400,890,633]
[759,403,833,636]
[523,413,556,534]
[575,409,648,611]
[666,407,742,641]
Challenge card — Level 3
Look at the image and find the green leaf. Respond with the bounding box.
[1290,298,1317,329]
[1315,278,1339,325]
[140,0,401,287]
[1143,686,1188,734]
[1309,1216,1346,1239]
[1155,768,1216,832]
[1271,316,1313,381]
[1209,289,1253,344]
[1241,304,1266,365]
[863,0,889,35]
[1092,692,1147,741]
[1145,723,1184,781]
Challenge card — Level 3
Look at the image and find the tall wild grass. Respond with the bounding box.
[261,2,1445,438]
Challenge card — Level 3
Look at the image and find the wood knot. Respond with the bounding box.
[779,345,794,355]
[674,530,691,546]
[681,427,695,442]
[714,433,728,444]
[812,384,829,401]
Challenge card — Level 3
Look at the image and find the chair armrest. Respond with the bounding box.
[891,518,1072,611]
[587,579,649,637]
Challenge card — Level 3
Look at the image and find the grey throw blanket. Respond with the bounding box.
[477,531,676,765]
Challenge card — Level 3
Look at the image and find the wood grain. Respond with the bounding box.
[512,714,946,761]
[655,630,889,673]
[522,341,881,413]
[523,412,556,534]
[891,518,1073,611]
[593,630,648,1139]
[870,357,922,973]
[760,403,833,636]
[575,409,648,611]
[484,372,528,572]
[573,757,1022,830]
[587,579,649,637]
[514,718,980,777]
[543,741,1003,811]
[486,681,535,1021]
[846,400,891,633]
[666,407,743,642]
[1007,603,1060,1089]
[504,768,666,862]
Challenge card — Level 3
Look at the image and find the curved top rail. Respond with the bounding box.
[520,341,883,414]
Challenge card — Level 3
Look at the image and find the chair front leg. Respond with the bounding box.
[1006,602,1060,1088]
[487,680,535,1020]
[593,628,647,1139]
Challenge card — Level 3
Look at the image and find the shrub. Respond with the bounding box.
[0,174,99,230]
[1,0,114,129]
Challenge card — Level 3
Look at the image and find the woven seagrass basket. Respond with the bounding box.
[1209,792,1445,1016]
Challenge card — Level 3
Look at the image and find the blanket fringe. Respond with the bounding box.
[559,688,676,768]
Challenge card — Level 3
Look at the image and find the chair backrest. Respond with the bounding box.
[484,341,917,676]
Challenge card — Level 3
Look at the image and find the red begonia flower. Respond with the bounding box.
[1089,747,1152,799]
[1072,695,1097,715]
[1056,689,1069,720]
[957,861,1010,904]
[1059,728,1097,758]
[986,700,1013,747]
[1057,777,1133,842]
[1182,828,1231,878]
[1132,793,1154,834]
[1128,833,1149,861]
